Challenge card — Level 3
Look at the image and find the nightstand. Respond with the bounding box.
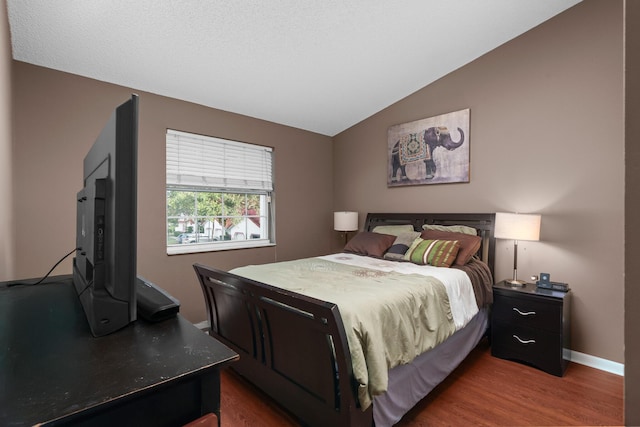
[491,281,571,376]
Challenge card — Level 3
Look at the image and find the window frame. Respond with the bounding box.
[165,130,275,255]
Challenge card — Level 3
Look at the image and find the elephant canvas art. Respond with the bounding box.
[387,109,470,186]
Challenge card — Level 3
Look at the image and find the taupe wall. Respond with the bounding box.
[625,1,640,424]
[0,0,13,281]
[11,63,334,322]
[333,1,624,363]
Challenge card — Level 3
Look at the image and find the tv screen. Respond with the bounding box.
[72,94,139,337]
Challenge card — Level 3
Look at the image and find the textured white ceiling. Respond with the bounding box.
[6,0,581,136]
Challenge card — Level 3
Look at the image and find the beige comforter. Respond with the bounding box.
[231,257,456,409]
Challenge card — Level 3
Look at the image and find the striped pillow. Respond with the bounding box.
[405,238,460,267]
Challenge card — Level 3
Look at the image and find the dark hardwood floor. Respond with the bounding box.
[218,338,623,426]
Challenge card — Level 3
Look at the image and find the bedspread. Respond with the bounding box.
[231,257,456,410]
[453,257,494,307]
[320,253,481,328]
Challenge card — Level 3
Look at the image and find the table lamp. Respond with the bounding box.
[334,211,358,245]
[494,212,541,286]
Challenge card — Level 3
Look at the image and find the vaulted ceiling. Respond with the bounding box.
[6,1,581,136]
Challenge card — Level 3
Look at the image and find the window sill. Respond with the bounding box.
[167,239,275,255]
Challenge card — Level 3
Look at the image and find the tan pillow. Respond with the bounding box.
[422,224,478,235]
[371,224,415,236]
[420,229,481,265]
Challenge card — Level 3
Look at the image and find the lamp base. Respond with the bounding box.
[505,279,527,287]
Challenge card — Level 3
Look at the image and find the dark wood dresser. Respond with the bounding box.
[491,281,571,376]
[1,276,238,426]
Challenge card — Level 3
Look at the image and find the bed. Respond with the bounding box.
[194,213,496,427]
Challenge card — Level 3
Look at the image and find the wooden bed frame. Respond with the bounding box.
[193,213,496,427]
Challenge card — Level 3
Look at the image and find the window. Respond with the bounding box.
[166,129,274,254]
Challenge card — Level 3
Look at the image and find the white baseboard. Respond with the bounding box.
[567,349,624,376]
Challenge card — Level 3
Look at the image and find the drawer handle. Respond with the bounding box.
[513,307,536,316]
[513,334,536,344]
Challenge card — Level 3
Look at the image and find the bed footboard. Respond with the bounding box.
[193,263,372,427]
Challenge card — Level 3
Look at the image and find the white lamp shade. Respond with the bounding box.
[334,211,358,232]
[494,212,541,241]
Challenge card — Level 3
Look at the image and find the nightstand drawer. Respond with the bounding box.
[491,321,565,376]
[492,294,562,332]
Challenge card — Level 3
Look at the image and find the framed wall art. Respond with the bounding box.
[387,108,470,187]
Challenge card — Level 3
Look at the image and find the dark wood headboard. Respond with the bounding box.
[364,213,496,276]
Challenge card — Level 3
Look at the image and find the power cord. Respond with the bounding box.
[6,247,79,287]
[76,278,94,297]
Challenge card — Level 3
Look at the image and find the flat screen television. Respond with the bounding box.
[72,94,139,337]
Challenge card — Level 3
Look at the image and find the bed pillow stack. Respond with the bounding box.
[376,227,463,268]
[381,232,461,267]
[344,223,483,268]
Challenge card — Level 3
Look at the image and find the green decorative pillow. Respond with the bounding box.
[383,231,421,261]
[371,224,415,236]
[343,231,396,258]
[420,229,481,266]
[422,224,478,236]
[405,238,460,268]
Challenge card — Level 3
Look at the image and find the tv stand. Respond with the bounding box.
[0,276,238,426]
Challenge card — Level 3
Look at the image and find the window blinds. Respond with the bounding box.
[166,129,273,192]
